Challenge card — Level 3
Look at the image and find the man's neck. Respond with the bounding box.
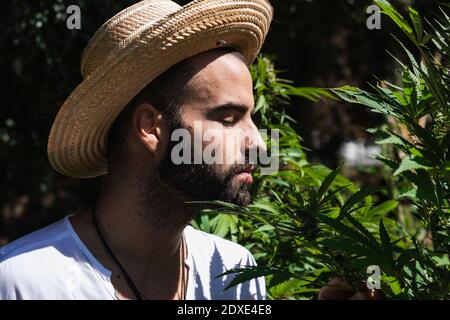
[69,175,196,299]
[93,196,184,267]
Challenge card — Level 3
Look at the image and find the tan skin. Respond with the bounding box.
[318,277,381,300]
[70,49,372,300]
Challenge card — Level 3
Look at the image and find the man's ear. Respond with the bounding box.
[131,102,167,157]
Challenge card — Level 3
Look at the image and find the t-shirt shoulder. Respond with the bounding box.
[184,225,256,267]
[0,217,98,300]
[0,218,70,262]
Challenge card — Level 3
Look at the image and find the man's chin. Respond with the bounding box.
[226,188,251,207]
[235,197,251,207]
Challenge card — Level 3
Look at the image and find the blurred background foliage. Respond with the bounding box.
[0,0,448,298]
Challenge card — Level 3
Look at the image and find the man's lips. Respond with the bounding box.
[236,172,253,184]
[235,165,255,185]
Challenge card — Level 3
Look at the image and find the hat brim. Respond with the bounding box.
[47,0,273,178]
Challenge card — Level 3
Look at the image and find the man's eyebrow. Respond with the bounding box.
[207,102,252,114]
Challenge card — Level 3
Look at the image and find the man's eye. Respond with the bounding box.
[220,118,237,126]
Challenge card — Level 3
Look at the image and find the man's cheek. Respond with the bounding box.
[201,136,222,165]
[222,133,246,165]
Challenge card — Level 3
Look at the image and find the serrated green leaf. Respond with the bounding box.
[379,218,394,265]
[369,200,399,216]
[317,165,342,203]
[342,186,379,213]
[394,156,432,175]
[218,266,290,291]
[431,254,450,267]
[396,187,418,200]
[375,0,416,44]
[210,214,237,238]
[332,86,397,116]
[254,94,266,113]
[314,214,382,257]
[409,7,423,43]
[249,203,281,215]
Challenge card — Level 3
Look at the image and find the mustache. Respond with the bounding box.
[227,164,256,177]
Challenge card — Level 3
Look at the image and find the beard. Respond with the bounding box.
[157,158,252,207]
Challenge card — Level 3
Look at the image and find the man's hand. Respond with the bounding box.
[318,277,381,300]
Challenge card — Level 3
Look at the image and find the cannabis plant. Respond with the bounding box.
[193,0,449,300]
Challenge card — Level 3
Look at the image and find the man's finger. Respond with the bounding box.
[349,291,372,300]
[318,277,355,300]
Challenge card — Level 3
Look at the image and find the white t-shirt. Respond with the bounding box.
[0,216,265,300]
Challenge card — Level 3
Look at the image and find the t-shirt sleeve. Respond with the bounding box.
[0,266,12,299]
[0,258,22,300]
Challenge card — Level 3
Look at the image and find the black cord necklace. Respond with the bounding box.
[91,203,188,300]
[91,203,144,300]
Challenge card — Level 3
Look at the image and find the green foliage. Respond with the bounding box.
[193,56,386,299]
[193,0,450,299]
[331,0,450,299]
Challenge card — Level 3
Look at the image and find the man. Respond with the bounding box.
[0,0,273,300]
[0,0,373,300]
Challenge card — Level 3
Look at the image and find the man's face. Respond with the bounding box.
[157,50,266,206]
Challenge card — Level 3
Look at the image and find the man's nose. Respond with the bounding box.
[244,122,267,158]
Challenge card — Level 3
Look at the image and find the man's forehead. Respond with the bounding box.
[183,62,252,111]
[184,81,253,114]
[187,75,215,103]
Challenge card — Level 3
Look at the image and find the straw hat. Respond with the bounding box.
[47,0,273,178]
